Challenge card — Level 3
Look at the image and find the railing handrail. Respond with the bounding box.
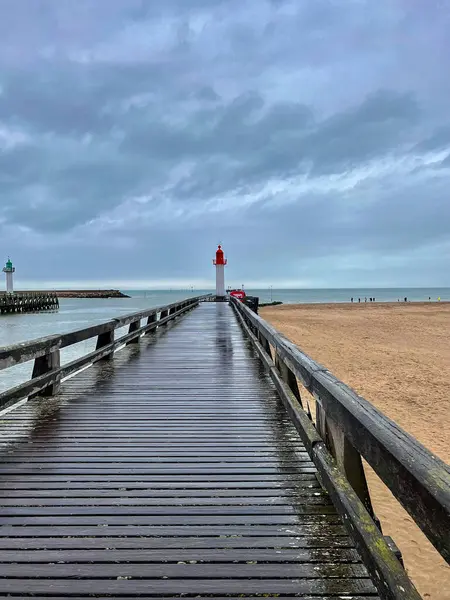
[230,296,450,564]
[0,295,211,371]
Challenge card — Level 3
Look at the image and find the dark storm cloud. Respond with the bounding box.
[0,0,449,286]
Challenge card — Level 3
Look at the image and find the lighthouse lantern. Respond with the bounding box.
[212,245,227,297]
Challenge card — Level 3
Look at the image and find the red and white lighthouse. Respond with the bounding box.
[213,244,227,297]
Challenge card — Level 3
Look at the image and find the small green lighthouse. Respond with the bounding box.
[3,258,15,293]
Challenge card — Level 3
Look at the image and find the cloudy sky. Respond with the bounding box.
[1,0,449,289]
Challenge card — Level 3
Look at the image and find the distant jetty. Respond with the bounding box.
[15,289,130,299]
[1,292,59,314]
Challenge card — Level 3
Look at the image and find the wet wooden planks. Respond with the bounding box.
[0,303,378,598]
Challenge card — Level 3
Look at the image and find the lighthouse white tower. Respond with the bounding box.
[213,245,227,297]
[3,258,15,294]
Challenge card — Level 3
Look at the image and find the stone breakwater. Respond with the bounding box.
[15,289,130,299]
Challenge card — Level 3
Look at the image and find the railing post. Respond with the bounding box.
[159,309,169,325]
[275,352,303,408]
[316,402,375,519]
[145,313,157,334]
[258,331,272,359]
[96,329,114,360]
[126,319,141,345]
[31,350,61,396]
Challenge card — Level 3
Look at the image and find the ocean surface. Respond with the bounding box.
[1,287,449,395]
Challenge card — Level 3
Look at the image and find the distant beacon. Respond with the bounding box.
[213,245,227,298]
[3,258,15,294]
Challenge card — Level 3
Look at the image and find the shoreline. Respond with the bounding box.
[266,299,449,308]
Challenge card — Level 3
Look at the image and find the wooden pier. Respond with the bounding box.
[0,296,448,599]
[0,292,59,314]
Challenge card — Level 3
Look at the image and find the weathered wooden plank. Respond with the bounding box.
[0,487,321,498]
[0,514,339,526]
[0,535,354,550]
[0,597,377,600]
[0,495,329,506]
[0,562,369,578]
[0,524,349,538]
[0,597,378,600]
[0,476,316,489]
[0,452,310,460]
[0,461,314,471]
[0,505,335,517]
[0,467,317,476]
[0,476,319,487]
[0,487,322,498]
[0,579,378,595]
[0,547,361,563]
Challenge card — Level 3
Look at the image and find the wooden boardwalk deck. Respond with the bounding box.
[0,302,378,598]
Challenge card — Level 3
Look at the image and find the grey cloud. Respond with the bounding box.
[306,91,420,174]
[163,90,420,202]
[0,0,449,286]
[0,62,173,136]
[124,89,415,166]
[414,125,450,153]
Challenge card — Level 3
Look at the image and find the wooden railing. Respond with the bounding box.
[231,296,450,600]
[0,295,210,411]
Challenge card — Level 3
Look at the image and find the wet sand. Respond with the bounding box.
[261,302,450,600]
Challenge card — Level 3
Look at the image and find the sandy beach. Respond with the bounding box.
[261,302,450,600]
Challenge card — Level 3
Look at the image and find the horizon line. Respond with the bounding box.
[8,285,450,291]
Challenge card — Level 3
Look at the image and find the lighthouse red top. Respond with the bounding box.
[213,244,227,266]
